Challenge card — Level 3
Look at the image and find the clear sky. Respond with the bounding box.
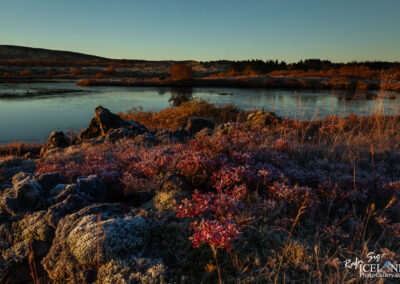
[1,0,399,62]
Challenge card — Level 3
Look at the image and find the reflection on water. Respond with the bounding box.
[169,87,193,106]
[0,81,399,144]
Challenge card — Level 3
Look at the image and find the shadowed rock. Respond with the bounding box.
[79,106,148,141]
[75,175,106,202]
[0,173,43,215]
[105,127,135,142]
[40,131,70,156]
[47,131,70,148]
[182,117,215,135]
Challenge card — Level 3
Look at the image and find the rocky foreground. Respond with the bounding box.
[0,106,399,283]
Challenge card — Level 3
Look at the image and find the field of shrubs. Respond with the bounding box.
[0,99,399,283]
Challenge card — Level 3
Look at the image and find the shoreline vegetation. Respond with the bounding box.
[74,76,400,92]
[0,97,399,282]
[1,58,400,92]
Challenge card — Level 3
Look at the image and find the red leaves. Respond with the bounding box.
[176,184,247,252]
[190,219,240,252]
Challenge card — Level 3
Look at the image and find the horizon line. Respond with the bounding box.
[1,44,400,64]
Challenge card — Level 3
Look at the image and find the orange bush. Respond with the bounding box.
[20,70,33,76]
[169,63,193,80]
[104,65,116,72]
[76,79,91,86]
[69,67,82,75]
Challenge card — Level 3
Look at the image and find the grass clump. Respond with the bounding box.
[120,98,241,130]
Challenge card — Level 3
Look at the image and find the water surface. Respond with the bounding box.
[0,81,399,144]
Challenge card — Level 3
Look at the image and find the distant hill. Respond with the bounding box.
[0,45,106,60]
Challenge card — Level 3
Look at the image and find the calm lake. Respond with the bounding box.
[0,81,399,144]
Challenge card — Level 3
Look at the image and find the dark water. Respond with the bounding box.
[0,81,399,144]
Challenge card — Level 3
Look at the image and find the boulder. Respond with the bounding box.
[172,129,188,141]
[0,174,43,215]
[94,106,130,134]
[47,131,70,148]
[40,131,70,156]
[134,133,158,146]
[50,184,77,203]
[182,117,215,135]
[45,194,89,228]
[41,203,154,282]
[79,106,147,141]
[34,172,65,191]
[0,157,36,180]
[104,128,135,142]
[75,175,106,202]
[79,117,101,140]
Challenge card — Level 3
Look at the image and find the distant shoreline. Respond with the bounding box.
[78,76,399,92]
[1,75,399,92]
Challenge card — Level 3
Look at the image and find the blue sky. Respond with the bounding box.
[1,0,399,62]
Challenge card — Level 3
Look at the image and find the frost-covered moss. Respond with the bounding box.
[67,214,149,266]
[98,258,165,284]
[16,211,53,242]
[152,189,188,212]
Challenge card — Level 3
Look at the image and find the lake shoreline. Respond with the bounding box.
[2,75,399,92]
[78,76,399,92]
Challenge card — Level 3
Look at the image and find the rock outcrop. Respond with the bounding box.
[79,106,147,141]
[40,131,70,156]
[0,168,170,283]
[0,172,109,282]
[41,203,165,283]
[0,173,44,215]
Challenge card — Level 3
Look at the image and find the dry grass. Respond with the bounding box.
[120,98,241,130]
[0,142,42,157]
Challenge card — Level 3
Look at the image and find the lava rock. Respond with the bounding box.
[104,128,135,142]
[75,175,106,202]
[182,117,215,135]
[79,106,148,141]
[45,194,89,228]
[47,131,70,148]
[0,174,43,215]
[34,172,65,191]
[41,203,149,283]
[40,131,70,157]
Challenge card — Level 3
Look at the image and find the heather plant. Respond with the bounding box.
[175,184,247,283]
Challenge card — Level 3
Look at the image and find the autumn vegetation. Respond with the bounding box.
[30,100,399,282]
[2,58,399,86]
[120,98,240,130]
[169,63,193,81]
